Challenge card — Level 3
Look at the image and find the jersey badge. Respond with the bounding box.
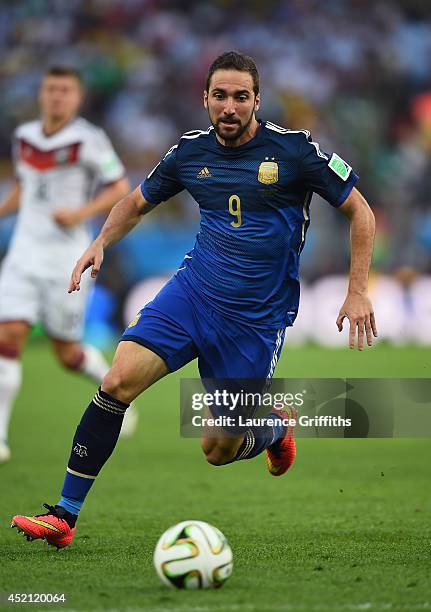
[258,159,279,184]
[197,166,212,178]
[55,148,70,163]
[328,153,351,181]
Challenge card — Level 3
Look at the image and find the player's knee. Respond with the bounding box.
[59,355,80,370]
[0,341,21,359]
[101,369,134,404]
[55,346,83,370]
[0,322,28,358]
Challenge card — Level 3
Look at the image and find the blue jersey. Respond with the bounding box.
[141,120,358,329]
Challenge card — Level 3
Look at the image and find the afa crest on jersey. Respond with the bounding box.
[257,160,279,185]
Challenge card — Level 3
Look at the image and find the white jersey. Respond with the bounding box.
[8,117,125,280]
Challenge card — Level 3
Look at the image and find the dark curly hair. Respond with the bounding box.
[205,51,259,95]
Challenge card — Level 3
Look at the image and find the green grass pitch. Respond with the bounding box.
[1,342,430,611]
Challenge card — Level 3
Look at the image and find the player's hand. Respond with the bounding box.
[69,239,104,293]
[336,292,378,351]
[53,208,84,228]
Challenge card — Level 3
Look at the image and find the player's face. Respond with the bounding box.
[204,69,260,146]
[39,76,83,122]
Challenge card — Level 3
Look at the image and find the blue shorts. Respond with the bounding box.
[122,274,285,429]
[121,274,286,381]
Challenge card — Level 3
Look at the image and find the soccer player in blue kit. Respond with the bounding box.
[12,52,377,548]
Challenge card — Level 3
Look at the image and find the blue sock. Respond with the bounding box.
[234,411,286,461]
[57,388,129,517]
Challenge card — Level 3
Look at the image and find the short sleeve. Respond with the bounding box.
[298,133,359,207]
[85,128,126,184]
[140,144,184,205]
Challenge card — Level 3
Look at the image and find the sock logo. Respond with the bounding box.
[73,443,88,458]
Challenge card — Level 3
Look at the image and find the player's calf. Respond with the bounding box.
[52,340,110,384]
[52,340,83,369]
[202,408,296,474]
[202,436,244,466]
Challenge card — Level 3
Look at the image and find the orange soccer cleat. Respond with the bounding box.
[11,504,76,549]
[266,406,297,477]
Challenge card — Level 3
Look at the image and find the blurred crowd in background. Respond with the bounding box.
[0,0,430,344]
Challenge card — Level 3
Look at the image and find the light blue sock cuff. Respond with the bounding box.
[57,496,82,516]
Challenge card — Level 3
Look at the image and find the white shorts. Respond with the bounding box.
[0,259,91,342]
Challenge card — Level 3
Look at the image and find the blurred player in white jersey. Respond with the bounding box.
[0,67,136,463]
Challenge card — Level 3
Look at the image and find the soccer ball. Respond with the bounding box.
[153,520,233,589]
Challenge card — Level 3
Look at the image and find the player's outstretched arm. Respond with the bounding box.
[68,186,154,293]
[0,181,20,218]
[336,187,378,350]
